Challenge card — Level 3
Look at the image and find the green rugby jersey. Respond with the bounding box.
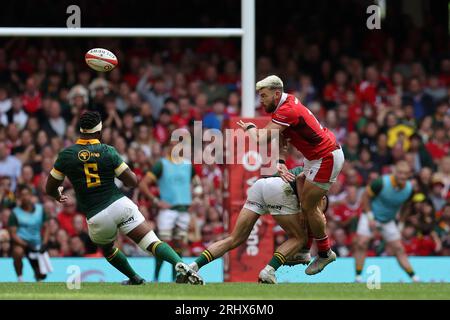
[50,139,128,219]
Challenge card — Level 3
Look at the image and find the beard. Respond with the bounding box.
[264,97,277,113]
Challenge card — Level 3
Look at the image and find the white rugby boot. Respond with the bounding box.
[175,262,204,285]
[305,250,337,275]
[258,266,277,284]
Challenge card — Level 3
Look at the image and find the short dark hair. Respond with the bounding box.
[79,111,102,131]
[16,184,32,194]
[159,108,171,116]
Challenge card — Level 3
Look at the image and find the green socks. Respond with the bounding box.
[154,257,164,281]
[195,249,214,270]
[106,242,184,281]
[405,267,415,277]
[268,252,286,271]
[150,241,183,265]
[356,267,363,276]
[106,248,138,279]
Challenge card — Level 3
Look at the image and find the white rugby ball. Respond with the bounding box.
[85,48,118,72]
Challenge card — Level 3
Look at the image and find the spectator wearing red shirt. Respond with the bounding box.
[57,196,83,237]
[402,224,436,256]
[425,127,450,162]
[153,108,172,144]
[357,66,380,106]
[330,185,361,233]
[171,96,199,128]
[323,70,350,109]
[21,77,42,115]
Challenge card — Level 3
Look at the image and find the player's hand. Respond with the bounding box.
[237,120,257,131]
[277,163,295,183]
[57,186,68,204]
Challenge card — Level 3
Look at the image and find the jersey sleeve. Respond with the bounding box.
[41,205,49,223]
[367,178,383,197]
[148,160,163,180]
[289,166,304,176]
[8,211,18,227]
[50,150,68,180]
[109,146,129,177]
[271,104,299,127]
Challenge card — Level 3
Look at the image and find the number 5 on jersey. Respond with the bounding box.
[84,163,101,188]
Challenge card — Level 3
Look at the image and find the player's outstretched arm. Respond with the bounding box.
[117,168,138,188]
[45,175,67,203]
[237,120,286,145]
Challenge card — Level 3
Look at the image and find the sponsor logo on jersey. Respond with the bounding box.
[78,150,91,162]
[78,150,101,162]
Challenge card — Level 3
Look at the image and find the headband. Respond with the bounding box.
[80,122,102,133]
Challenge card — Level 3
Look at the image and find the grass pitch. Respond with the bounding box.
[0,282,449,300]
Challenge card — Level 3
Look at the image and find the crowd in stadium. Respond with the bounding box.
[0,3,449,260]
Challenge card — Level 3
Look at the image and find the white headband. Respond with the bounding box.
[80,122,102,133]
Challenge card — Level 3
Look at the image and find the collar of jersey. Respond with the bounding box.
[273,92,288,113]
[76,139,101,145]
[390,174,405,189]
[166,155,185,164]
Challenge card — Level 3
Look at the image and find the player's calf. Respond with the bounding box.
[100,244,145,284]
[135,230,204,285]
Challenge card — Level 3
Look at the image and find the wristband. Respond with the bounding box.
[244,124,256,131]
[277,159,286,164]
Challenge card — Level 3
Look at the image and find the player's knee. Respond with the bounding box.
[291,236,304,251]
[354,238,368,251]
[392,244,405,256]
[12,246,24,258]
[100,245,115,257]
[301,198,320,214]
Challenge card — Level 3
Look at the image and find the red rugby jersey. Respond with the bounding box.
[271,93,337,160]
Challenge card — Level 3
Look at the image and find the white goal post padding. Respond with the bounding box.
[0,27,243,37]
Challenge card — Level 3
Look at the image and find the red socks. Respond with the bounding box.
[315,236,331,254]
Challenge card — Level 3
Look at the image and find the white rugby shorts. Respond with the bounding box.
[87,196,145,245]
[244,177,300,215]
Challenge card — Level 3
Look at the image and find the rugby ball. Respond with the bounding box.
[85,48,118,72]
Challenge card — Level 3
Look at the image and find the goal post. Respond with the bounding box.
[0,0,255,117]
